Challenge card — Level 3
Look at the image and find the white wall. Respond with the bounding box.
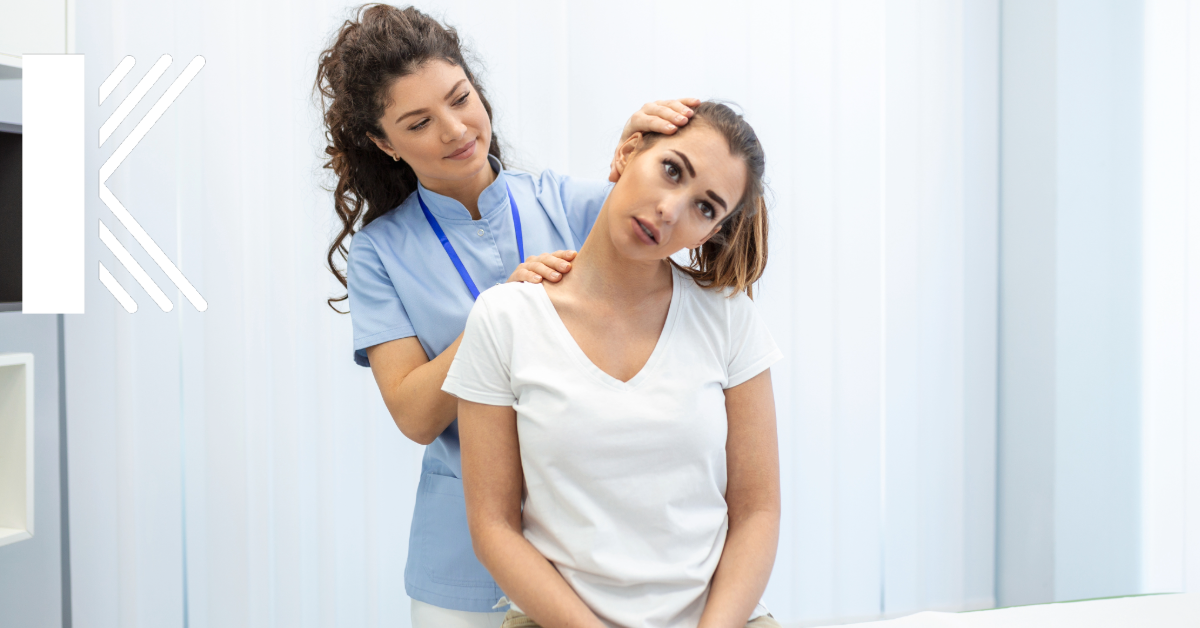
[67,1,1000,626]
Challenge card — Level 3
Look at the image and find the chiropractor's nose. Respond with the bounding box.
[442,115,468,144]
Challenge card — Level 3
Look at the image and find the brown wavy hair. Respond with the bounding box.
[644,101,769,297]
[315,4,502,311]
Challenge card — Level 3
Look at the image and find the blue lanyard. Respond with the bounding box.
[417,182,525,300]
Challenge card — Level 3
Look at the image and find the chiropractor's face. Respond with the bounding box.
[369,60,493,186]
[607,126,747,261]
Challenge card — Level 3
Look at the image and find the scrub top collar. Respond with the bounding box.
[414,154,511,224]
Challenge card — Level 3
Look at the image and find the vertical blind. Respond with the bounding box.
[1142,0,1200,597]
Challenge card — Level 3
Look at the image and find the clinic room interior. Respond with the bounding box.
[0,1,1198,627]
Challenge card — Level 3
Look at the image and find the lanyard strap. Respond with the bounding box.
[418,182,524,301]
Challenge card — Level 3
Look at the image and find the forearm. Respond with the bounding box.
[473,523,605,628]
[697,509,780,628]
[385,333,463,444]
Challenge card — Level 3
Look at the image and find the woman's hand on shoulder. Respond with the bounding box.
[612,98,701,182]
[507,250,576,284]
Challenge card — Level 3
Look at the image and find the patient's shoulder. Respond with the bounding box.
[473,281,546,321]
[675,267,751,316]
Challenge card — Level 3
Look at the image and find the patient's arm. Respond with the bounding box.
[699,369,782,628]
[459,399,606,628]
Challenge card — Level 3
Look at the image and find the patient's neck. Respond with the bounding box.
[562,210,672,306]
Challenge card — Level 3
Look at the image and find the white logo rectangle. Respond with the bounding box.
[22,54,84,314]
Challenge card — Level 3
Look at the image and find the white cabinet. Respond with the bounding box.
[0,0,75,68]
[0,352,33,547]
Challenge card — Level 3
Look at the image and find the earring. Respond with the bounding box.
[392,154,399,162]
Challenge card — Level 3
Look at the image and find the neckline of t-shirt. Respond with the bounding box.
[532,265,684,391]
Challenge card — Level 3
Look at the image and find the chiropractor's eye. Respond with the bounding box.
[662,159,682,181]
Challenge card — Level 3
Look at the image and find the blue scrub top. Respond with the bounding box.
[346,154,610,611]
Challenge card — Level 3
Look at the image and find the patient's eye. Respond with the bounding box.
[663,159,682,181]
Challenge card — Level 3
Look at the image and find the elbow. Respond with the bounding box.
[390,408,439,446]
[468,519,509,573]
[470,530,491,569]
[404,430,438,447]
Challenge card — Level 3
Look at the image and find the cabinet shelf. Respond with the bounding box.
[0,352,33,549]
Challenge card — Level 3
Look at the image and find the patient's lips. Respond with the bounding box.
[633,217,660,245]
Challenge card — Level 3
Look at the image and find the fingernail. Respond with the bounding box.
[676,115,686,122]
[551,272,560,279]
[666,124,676,130]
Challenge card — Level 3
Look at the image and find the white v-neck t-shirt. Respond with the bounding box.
[442,265,782,628]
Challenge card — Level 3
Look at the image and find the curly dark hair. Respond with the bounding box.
[314,4,502,311]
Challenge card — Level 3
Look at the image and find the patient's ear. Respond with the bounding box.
[609,133,644,182]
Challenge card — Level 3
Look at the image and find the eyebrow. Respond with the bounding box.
[669,150,695,177]
[669,149,728,211]
[443,78,467,100]
[395,79,469,125]
[706,190,728,211]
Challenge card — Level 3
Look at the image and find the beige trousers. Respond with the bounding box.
[410,599,507,628]
[499,609,784,628]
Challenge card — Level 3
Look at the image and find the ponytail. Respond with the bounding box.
[674,193,769,298]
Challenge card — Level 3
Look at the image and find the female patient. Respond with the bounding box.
[443,102,783,628]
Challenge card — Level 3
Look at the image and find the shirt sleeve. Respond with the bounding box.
[556,173,613,248]
[442,293,516,406]
[346,230,417,367]
[725,291,784,388]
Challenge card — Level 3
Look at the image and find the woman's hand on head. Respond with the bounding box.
[612,98,701,182]
[507,250,576,284]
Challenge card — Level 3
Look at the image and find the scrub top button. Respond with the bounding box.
[477,228,485,236]
[495,281,503,286]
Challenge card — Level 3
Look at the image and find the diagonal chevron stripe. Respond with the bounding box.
[99,55,136,106]
[99,262,138,313]
[100,56,203,181]
[98,219,173,312]
[100,54,171,147]
[99,55,208,312]
[98,186,205,311]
